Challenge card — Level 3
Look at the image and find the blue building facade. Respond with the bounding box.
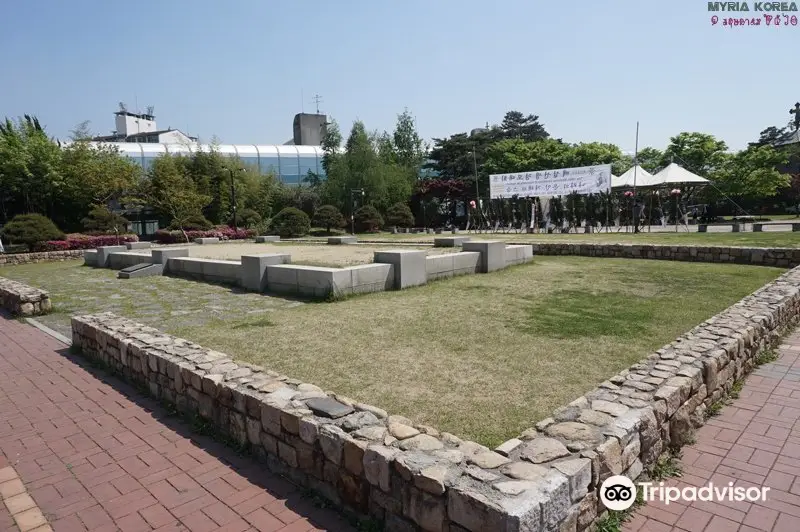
[91,142,325,185]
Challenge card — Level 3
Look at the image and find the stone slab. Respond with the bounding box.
[241,253,292,292]
[83,250,98,267]
[195,237,220,244]
[125,241,151,250]
[256,235,281,243]
[328,236,357,245]
[306,397,354,419]
[433,237,471,248]
[118,263,164,279]
[374,250,427,289]
[109,252,152,270]
[95,246,127,268]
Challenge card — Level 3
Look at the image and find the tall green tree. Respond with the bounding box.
[662,132,728,176]
[711,145,790,200]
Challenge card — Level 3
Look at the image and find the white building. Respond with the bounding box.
[92,107,196,144]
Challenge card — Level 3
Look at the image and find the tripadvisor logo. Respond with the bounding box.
[600,475,771,511]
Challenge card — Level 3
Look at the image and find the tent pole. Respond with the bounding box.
[632,121,640,234]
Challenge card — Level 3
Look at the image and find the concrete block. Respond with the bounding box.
[505,245,534,266]
[83,250,98,267]
[753,223,763,233]
[118,263,163,279]
[109,252,152,270]
[125,241,151,250]
[96,246,127,268]
[452,252,481,275]
[426,254,455,281]
[195,237,220,244]
[374,250,427,289]
[152,248,190,272]
[265,264,352,299]
[241,253,292,292]
[201,259,241,284]
[169,257,203,275]
[698,224,708,233]
[433,237,471,248]
[256,235,281,243]
[328,236,357,245]
[463,241,507,273]
[347,264,394,293]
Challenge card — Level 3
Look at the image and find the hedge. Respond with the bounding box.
[40,233,140,251]
[154,226,256,244]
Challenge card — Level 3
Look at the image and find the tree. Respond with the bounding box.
[140,155,211,243]
[231,208,261,228]
[353,205,383,233]
[393,109,426,169]
[312,205,345,234]
[751,126,792,147]
[270,207,310,237]
[385,203,414,228]
[321,118,343,176]
[483,138,574,175]
[632,147,665,173]
[711,145,790,201]
[81,206,129,234]
[69,120,93,141]
[1,213,63,251]
[497,111,549,142]
[662,132,728,177]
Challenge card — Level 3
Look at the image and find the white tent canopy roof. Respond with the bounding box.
[652,163,709,185]
[612,165,657,188]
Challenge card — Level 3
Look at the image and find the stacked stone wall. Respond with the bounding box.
[0,277,52,316]
[0,250,84,266]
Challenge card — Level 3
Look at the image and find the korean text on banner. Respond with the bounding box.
[489,164,612,199]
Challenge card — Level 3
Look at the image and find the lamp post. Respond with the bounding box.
[228,167,245,230]
[350,188,365,235]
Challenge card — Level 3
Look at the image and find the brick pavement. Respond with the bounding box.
[626,328,800,532]
[0,315,355,532]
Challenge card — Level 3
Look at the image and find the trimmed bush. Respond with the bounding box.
[1,214,64,251]
[312,205,345,234]
[81,207,130,234]
[270,207,310,238]
[39,233,139,251]
[154,226,255,244]
[230,208,262,229]
[385,203,415,228]
[354,205,384,233]
[168,214,213,231]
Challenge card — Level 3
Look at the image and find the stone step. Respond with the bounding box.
[118,263,164,279]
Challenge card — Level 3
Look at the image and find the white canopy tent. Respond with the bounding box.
[611,165,657,188]
[652,163,709,185]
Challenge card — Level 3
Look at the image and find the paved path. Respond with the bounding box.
[0,315,355,532]
[626,329,800,532]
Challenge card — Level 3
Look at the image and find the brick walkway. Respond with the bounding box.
[0,315,355,532]
[627,329,800,532]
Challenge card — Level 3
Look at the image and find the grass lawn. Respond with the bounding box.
[0,256,782,447]
[169,257,780,446]
[306,230,800,248]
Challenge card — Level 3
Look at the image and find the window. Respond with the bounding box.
[279,154,300,184]
[298,155,319,182]
[241,156,259,172]
[259,157,280,175]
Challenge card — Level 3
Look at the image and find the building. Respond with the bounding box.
[93,142,325,185]
[92,106,197,144]
[89,107,326,184]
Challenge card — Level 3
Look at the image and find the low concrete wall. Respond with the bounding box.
[329,236,358,245]
[168,257,242,286]
[125,242,152,250]
[195,237,220,245]
[527,242,800,268]
[0,277,52,316]
[241,253,291,292]
[433,237,470,248]
[0,249,85,266]
[70,263,800,531]
[425,252,481,281]
[84,250,98,266]
[256,236,281,243]
[505,245,534,267]
[109,252,152,270]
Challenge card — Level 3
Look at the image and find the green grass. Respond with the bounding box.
[310,230,800,248]
[0,256,782,447]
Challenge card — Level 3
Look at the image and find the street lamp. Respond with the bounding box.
[350,188,365,235]
[228,167,245,230]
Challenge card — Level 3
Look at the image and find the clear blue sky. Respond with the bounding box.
[2,0,798,152]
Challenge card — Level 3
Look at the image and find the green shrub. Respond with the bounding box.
[312,205,345,234]
[230,208,262,229]
[270,207,310,238]
[354,205,383,233]
[81,206,129,234]
[1,213,64,251]
[385,203,415,228]
[168,214,213,231]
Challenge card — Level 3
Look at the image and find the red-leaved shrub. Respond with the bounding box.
[153,226,255,244]
[38,233,139,251]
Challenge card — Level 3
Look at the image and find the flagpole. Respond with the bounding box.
[632,121,640,233]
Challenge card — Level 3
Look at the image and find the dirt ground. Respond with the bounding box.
[182,242,457,267]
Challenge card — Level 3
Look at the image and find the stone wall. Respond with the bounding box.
[528,243,800,267]
[69,264,800,531]
[0,249,84,266]
[0,277,52,316]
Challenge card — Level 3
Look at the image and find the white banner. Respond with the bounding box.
[489,164,612,199]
